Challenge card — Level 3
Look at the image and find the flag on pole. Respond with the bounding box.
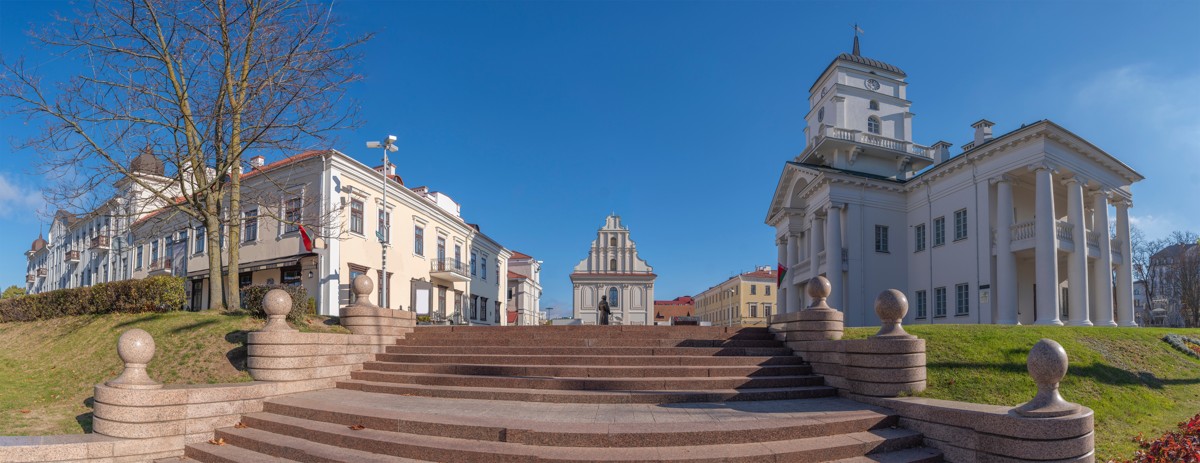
[299,225,314,252]
[777,263,786,287]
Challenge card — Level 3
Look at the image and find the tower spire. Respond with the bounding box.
[852,23,864,56]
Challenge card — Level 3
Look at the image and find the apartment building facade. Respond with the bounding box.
[694,268,776,327]
[506,251,544,326]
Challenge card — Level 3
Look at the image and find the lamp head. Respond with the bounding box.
[366,141,381,149]
[386,134,397,144]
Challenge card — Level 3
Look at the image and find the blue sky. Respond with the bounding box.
[1,1,1198,318]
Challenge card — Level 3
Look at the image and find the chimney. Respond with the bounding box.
[931,141,954,163]
[250,155,266,168]
[386,162,396,176]
[972,119,995,147]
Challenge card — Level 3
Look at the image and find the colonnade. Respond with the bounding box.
[776,204,844,315]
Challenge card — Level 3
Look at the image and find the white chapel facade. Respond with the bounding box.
[766,38,1144,327]
[571,214,656,325]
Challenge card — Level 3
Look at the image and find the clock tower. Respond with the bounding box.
[798,37,935,180]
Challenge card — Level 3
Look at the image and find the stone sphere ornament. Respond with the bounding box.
[1013,338,1081,417]
[351,274,377,307]
[873,289,911,338]
[806,276,833,310]
[106,329,162,389]
[260,288,297,332]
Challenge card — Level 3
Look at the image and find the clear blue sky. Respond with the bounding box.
[2,1,1198,318]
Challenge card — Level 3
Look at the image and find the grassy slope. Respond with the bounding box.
[0,311,346,436]
[844,325,1200,461]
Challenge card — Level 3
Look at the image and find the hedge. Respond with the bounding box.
[0,276,186,323]
[240,284,309,324]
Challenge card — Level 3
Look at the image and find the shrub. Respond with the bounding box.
[1164,334,1200,360]
[1112,413,1200,462]
[240,284,308,324]
[0,276,186,323]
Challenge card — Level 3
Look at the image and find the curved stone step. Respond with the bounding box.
[360,361,813,378]
[183,439,296,462]
[262,393,898,448]
[337,379,837,403]
[392,338,784,348]
[372,353,806,367]
[348,370,826,391]
[383,345,795,356]
[237,411,923,463]
[828,447,943,462]
[215,425,433,462]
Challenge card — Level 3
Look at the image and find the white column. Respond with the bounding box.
[786,234,801,313]
[995,175,1018,324]
[811,214,825,279]
[1064,176,1091,326]
[1115,199,1137,326]
[1032,164,1062,325]
[776,237,787,316]
[1092,191,1116,326]
[826,204,844,309]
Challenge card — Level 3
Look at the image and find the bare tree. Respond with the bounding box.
[1130,225,1161,320]
[2,0,368,310]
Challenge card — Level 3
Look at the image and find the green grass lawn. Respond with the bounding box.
[843,325,1200,461]
[0,310,346,436]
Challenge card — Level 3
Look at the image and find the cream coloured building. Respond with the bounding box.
[97,149,511,321]
[766,38,1143,327]
[694,267,777,327]
[570,214,656,325]
[506,251,543,326]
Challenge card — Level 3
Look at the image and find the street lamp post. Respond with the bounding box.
[366,135,399,309]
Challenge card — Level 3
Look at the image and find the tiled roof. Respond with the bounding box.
[507,310,518,324]
[510,251,533,260]
[242,150,328,180]
[507,270,528,280]
[836,53,906,77]
[742,269,776,280]
[130,196,188,227]
[654,296,694,306]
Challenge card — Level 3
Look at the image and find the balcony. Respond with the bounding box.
[149,259,173,276]
[430,258,470,283]
[26,273,34,283]
[64,250,81,264]
[997,220,1121,260]
[36,268,47,278]
[820,126,934,159]
[89,235,111,252]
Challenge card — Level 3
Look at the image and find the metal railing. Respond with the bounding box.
[430,258,470,279]
[89,235,111,250]
[64,250,81,263]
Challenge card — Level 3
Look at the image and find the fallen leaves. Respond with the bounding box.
[208,437,226,446]
[348,424,366,430]
[234,422,248,429]
[19,409,30,414]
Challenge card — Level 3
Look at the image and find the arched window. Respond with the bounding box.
[867,116,881,135]
[609,287,619,307]
[609,237,617,246]
[869,100,879,110]
[609,258,617,271]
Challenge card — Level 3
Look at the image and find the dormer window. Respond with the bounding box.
[867,116,881,135]
[869,100,879,110]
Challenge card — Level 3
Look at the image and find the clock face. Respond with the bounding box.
[865,79,881,91]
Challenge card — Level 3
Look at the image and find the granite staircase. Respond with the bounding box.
[172,325,942,462]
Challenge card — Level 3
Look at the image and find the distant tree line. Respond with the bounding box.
[1131,228,1200,327]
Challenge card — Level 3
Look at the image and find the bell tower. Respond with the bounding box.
[799,35,933,180]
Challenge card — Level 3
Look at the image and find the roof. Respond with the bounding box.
[242,150,329,181]
[742,269,777,280]
[834,52,906,77]
[654,296,694,306]
[507,310,518,324]
[507,270,528,280]
[130,197,188,228]
[510,251,533,260]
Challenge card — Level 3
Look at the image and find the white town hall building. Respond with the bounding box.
[766,38,1144,327]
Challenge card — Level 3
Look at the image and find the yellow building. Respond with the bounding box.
[694,267,777,327]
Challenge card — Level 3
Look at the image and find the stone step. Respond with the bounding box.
[348,370,826,391]
[183,439,297,462]
[215,425,433,462]
[262,393,898,448]
[337,379,837,403]
[237,411,923,462]
[406,330,778,341]
[372,353,806,366]
[828,447,943,463]
[414,325,771,335]
[360,361,814,378]
[393,337,784,347]
[383,345,795,356]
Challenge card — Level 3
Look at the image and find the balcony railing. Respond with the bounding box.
[26,274,35,283]
[821,126,933,158]
[1056,222,1074,241]
[64,250,81,264]
[36,268,47,277]
[1086,231,1100,247]
[430,257,470,282]
[89,235,111,251]
[1010,220,1035,241]
[149,259,172,275]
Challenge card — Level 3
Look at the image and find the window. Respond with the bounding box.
[869,100,879,110]
[1060,287,1069,319]
[481,256,487,280]
[151,240,160,263]
[750,285,757,295]
[915,290,927,319]
[817,107,825,123]
[609,287,619,307]
[765,286,771,296]
[454,245,462,267]
[284,197,302,233]
[243,208,258,242]
[954,209,968,241]
[495,301,501,323]
[471,296,478,319]
[609,237,617,247]
[239,272,253,288]
[376,209,391,244]
[764,303,772,319]
[470,252,477,276]
[609,258,617,271]
[414,225,425,256]
[349,199,364,234]
[933,217,945,246]
[956,283,970,316]
[438,286,447,318]
[875,225,889,253]
[867,116,881,134]
[915,223,926,252]
[481,297,489,321]
[455,292,463,320]
[437,237,446,262]
[195,226,206,254]
[934,287,947,317]
[749,303,758,318]
[282,266,302,286]
[136,245,144,269]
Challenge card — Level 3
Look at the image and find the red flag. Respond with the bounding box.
[299,225,314,252]
[777,263,786,287]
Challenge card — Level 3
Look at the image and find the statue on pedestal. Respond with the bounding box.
[598,295,611,325]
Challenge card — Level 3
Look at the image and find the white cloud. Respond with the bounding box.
[1074,66,1200,153]
[0,174,44,220]
[1129,214,1178,241]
